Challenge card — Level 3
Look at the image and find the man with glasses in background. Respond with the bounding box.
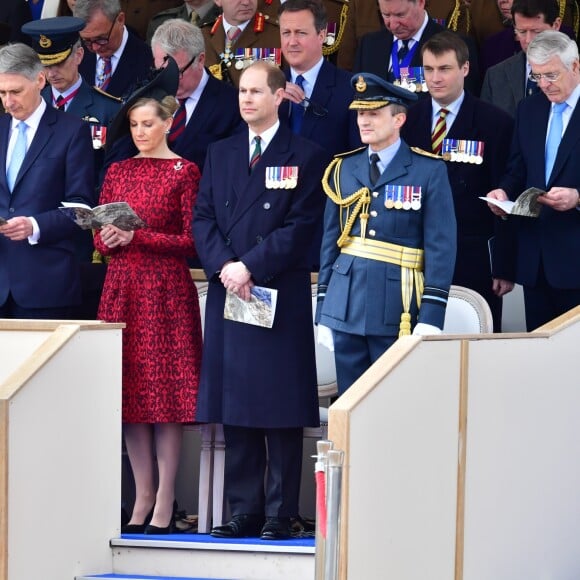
[481,0,562,117]
[278,0,360,269]
[151,18,242,173]
[486,30,580,331]
[74,0,152,99]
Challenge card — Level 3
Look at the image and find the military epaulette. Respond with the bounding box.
[334,146,366,159]
[92,86,123,102]
[410,146,443,160]
[262,14,279,27]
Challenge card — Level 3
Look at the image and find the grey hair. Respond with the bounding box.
[527,30,579,69]
[151,19,205,60]
[74,0,121,22]
[0,43,44,79]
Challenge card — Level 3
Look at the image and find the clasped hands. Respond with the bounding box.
[220,260,253,301]
[100,224,134,248]
[0,216,33,241]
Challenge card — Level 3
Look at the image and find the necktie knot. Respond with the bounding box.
[56,95,65,111]
[295,74,305,88]
[98,56,112,90]
[369,153,381,185]
[553,102,567,114]
[190,8,199,24]
[226,25,241,49]
[290,75,306,134]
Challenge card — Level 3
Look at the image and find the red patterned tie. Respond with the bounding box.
[98,57,112,90]
[168,98,188,144]
[431,108,449,155]
[249,136,261,172]
[226,25,241,50]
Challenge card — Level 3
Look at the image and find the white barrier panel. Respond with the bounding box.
[0,320,123,580]
[329,307,580,580]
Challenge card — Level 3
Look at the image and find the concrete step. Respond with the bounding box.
[78,534,316,580]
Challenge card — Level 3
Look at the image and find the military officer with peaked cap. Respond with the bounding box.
[22,16,122,318]
[315,73,457,394]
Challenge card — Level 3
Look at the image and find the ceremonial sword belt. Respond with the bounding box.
[340,236,425,337]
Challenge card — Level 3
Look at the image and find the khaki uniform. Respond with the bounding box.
[202,13,282,87]
[336,0,382,71]
[146,2,221,43]
[120,0,182,40]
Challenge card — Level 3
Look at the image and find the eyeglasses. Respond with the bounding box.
[528,70,562,83]
[300,97,328,118]
[178,55,197,77]
[81,14,118,48]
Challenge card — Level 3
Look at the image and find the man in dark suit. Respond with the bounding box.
[0,43,95,319]
[193,61,329,540]
[151,18,242,172]
[278,0,361,268]
[403,31,515,330]
[354,0,480,96]
[201,0,282,87]
[487,30,580,330]
[316,73,456,394]
[74,0,153,100]
[481,0,563,118]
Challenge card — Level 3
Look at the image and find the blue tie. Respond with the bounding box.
[6,122,27,192]
[545,102,567,183]
[290,74,305,134]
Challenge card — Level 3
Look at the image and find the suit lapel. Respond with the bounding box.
[0,115,10,193]
[376,142,411,188]
[549,97,580,186]
[301,62,333,140]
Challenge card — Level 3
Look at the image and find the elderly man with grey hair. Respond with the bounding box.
[75,0,152,99]
[0,43,95,319]
[487,30,580,331]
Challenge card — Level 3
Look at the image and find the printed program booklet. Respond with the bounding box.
[224,286,278,328]
[59,201,146,231]
[479,187,546,218]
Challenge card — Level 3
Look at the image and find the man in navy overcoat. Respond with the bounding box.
[193,61,330,541]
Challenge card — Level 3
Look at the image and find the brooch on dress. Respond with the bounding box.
[174,161,183,171]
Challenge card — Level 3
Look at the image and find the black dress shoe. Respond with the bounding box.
[144,522,174,535]
[210,514,265,538]
[121,523,147,534]
[260,517,292,540]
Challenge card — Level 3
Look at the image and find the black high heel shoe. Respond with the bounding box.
[144,521,174,535]
[121,505,155,534]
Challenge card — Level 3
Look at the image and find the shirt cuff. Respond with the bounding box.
[28,217,40,245]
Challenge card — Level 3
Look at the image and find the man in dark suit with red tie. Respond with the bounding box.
[0,43,95,319]
[193,61,329,541]
[74,0,153,100]
[487,30,580,330]
[354,0,480,96]
[403,31,515,330]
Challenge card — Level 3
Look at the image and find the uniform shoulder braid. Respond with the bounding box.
[92,86,123,102]
[335,146,366,159]
[410,146,443,160]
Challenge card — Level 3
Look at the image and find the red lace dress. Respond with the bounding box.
[95,157,202,423]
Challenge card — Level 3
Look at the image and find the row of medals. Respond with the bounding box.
[222,47,281,71]
[394,77,429,93]
[442,150,484,164]
[384,186,422,211]
[266,166,298,189]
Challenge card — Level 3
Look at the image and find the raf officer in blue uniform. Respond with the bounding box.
[316,73,457,394]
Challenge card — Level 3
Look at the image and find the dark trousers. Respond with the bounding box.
[523,263,580,331]
[223,425,303,518]
[0,292,76,319]
[333,330,396,395]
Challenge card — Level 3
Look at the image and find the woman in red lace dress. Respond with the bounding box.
[95,94,202,534]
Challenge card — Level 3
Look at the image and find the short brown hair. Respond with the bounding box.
[241,60,286,93]
[421,30,469,67]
